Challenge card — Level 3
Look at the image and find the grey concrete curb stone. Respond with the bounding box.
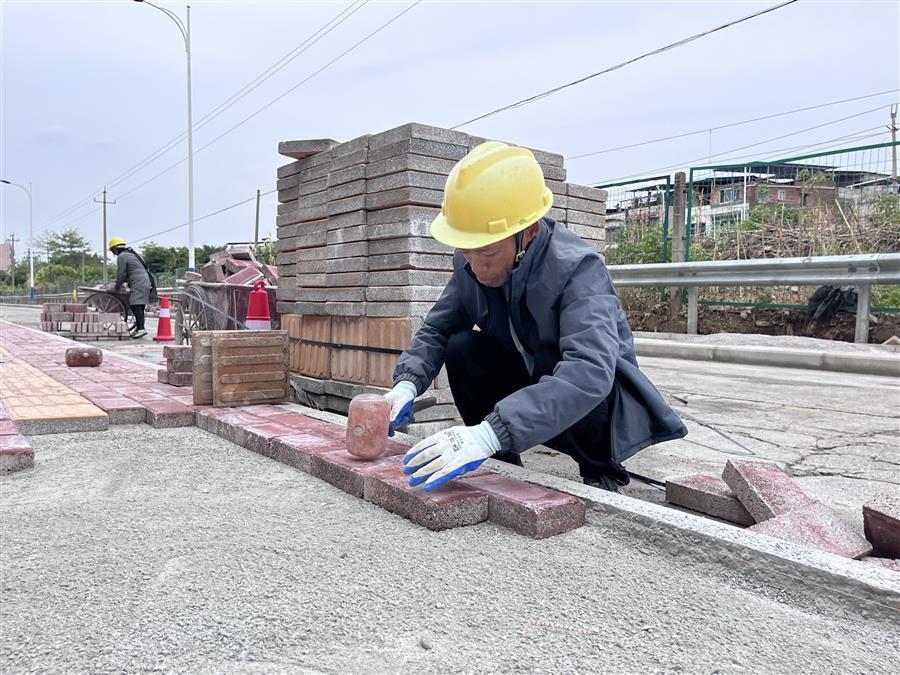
[635,338,900,377]
[665,474,754,526]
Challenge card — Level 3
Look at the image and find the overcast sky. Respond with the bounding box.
[1,0,898,257]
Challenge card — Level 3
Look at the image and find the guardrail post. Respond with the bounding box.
[854,283,871,343]
[668,172,687,316]
[687,287,699,334]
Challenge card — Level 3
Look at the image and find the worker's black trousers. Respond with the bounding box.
[444,330,628,484]
[130,304,146,331]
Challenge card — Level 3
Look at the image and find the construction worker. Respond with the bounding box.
[385,142,687,492]
[108,237,157,339]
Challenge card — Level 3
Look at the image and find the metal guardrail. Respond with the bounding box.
[608,253,900,343]
[0,292,72,305]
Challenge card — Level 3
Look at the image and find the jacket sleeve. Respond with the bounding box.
[486,255,620,454]
[114,254,128,291]
[392,272,471,396]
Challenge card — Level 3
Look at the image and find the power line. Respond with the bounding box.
[595,127,888,186]
[130,189,277,246]
[114,0,422,203]
[105,1,369,193]
[39,2,367,230]
[589,105,891,184]
[452,0,799,130]
[566,89,900,160]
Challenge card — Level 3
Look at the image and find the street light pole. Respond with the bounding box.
[1,179,34,302]
[134,0,195,271]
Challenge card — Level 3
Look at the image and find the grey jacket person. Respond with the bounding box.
[393,218,687,463]
[115,248,156,306]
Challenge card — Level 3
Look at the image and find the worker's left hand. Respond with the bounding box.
[403,421,501,491]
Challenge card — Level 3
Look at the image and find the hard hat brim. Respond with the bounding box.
[430,191,553,250]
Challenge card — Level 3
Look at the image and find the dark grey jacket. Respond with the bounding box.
[115,249,156,306]
[393,219,687,463]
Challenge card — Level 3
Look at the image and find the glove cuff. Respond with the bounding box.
[391,380,418,399]
[473,420,502,455]
[484,412,514,454]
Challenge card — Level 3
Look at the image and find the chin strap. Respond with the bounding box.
[514,231,526,267]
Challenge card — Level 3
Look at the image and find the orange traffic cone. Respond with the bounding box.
[153,294,176,342]
[245,280,272,331]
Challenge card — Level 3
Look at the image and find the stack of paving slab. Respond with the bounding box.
[191,330,290,408]
[275,123,607,433]
[40,303,129,340]
[665,460,900,567]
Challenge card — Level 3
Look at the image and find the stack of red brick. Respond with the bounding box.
[40,303,128,339]
[0,405,34,472]
[666,460,899,565]
[158,345,193,387]
[189,245,278,287]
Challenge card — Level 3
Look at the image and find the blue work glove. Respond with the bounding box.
[384,381,417,436]
[403,421,501,491]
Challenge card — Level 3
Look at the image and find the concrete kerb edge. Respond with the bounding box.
[284,401,900,618]
[494,461,900,617]
[634,338,900,377]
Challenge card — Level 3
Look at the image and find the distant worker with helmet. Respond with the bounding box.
[385,142,687,493]
[108,237,157,339]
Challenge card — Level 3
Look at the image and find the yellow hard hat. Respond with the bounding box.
[108,237,126,251]
[430,141,553,250]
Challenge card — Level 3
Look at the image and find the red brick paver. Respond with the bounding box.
[0,320,586,538]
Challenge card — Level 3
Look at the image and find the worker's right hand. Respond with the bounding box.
[384,381,417,436]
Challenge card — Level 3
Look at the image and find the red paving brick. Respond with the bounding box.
[364,464,489,531]
[269,433,347,472]
[749,501,872,559]
[0,320,587,537]
[308,449,405,499]
[863,494,900,559]
[458,472,586,539]
[722,460,814,523]
[234,421,299,457]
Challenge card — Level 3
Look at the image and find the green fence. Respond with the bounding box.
[685,141,900,262]
[596,175,671,264]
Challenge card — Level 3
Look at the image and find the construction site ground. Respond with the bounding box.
[1,424,897,673]
[1,303,899,671]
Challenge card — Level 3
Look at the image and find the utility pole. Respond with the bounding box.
[81,249,86,284]
[8,233,17,288]
[94,187,116,284]
[890,104,898,180]
[254,189,261,248]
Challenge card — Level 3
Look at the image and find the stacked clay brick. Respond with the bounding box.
[40,303,129,339]
[275,123,607,435]
[158,345,193,387]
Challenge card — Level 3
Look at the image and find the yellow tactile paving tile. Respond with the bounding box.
[0,358,106,422]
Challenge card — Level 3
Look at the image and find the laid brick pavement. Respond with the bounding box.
[0,320,586,538]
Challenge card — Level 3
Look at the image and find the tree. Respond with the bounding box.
[45,228,92,268]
